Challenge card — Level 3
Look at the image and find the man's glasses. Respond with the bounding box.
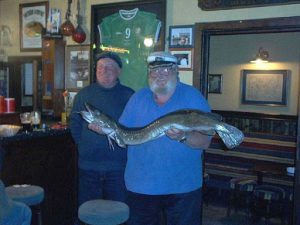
[148,65,176,77]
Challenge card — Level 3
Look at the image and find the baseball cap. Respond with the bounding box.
[95,51,123,68]
[147,51,178,67]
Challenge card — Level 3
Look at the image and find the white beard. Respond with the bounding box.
[149,76,177,95]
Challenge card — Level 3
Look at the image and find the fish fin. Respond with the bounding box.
[215,123,244,149]
[106,135,115,150]
[111,132,126,148]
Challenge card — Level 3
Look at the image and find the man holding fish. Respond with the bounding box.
[89,51,213,225]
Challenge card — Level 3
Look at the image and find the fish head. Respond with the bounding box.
[80,110,94,123]
[83,102,118,130]
[84,102,106,121]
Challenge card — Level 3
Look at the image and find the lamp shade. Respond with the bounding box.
[250,47,269,63]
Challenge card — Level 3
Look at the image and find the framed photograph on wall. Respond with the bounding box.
[241,69,289,105]
[208,74,223,94]
[65,45,90,91]
[169,25,194,48]
[19,1,48,51]
[170,48,193,70]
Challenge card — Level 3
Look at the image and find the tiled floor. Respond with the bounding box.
[202,203,284,225]
[201,186,292,225]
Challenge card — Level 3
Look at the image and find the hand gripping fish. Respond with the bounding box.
[79,102,244,149]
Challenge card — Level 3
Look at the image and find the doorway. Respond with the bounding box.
[7,56,42,112]
[193,16,300,224]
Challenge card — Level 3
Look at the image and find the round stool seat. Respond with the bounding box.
[253,184,286,201]
[78,199,129,225]
[5,184,44,206]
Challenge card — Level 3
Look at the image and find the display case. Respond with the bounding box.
[42,38,65,118]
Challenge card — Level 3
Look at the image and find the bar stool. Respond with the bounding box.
[0,180,32,225]
[5,184,44,225]
[252,184,286,225]
[78,199,129,225]
[227,176,257,217]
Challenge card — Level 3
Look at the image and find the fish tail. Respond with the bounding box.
[215,123,244,149]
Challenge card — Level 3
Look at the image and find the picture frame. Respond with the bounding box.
[19,1,48,52]
[65,45,90,91]
[241,70,289,106]
[169,25,194,48]
[208,74,223,94]
[169,48,193,70]
[91,0,166,87]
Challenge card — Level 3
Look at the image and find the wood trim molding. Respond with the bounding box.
[198,0,300,10]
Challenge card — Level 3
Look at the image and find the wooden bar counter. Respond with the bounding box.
[0,128,77,225]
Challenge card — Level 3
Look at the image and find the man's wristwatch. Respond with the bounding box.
[179,133,187,143]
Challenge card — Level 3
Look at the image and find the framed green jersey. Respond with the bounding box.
[91,0,166,91]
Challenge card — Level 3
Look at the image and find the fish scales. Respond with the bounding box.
[80,102,244,149]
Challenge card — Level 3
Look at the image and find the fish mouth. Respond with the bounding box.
[79,102,97,123]
[85,102,96,113]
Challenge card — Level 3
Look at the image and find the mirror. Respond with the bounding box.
[208,32,300,115]
[193,16,300,225]
[7,56,42,112]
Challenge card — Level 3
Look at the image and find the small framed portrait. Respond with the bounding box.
[19,1,48,51]
[208,74,223,94]
[169,25,194,48]
[241,69,289,105]
[65,45,90,90]
[169,48,193,70]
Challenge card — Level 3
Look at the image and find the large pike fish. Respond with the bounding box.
[79,102,244,149]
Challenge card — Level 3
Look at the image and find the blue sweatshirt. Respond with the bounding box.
[119,82,211,194]
[70,81,134,172]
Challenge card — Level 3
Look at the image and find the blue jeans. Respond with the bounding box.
[78,169,127,206]
[126,188,202,225]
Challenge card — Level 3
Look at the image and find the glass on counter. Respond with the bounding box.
[31,111,41,130]
[20,112,32,132]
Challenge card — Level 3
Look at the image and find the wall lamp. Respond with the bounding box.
[250,47,269,63]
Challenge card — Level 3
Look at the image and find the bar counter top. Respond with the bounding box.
[0,126,69,143]
[0,126,77,225]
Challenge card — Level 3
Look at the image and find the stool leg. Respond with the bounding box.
[32,204,43,225]
[227,191,232,216]
[227,188,235,216]
[265,200,271,225]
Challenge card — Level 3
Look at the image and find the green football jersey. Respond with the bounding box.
[98,8,161,91]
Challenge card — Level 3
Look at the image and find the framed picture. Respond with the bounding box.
[169,25,194,48]
[65,45,90,90]
[208,74,223,94]
[241,70,289,105]
[19,2,48,52]
[91,0,166,88]
[170,48,193,70]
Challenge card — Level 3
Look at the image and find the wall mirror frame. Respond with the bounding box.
[193,16,300,224]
